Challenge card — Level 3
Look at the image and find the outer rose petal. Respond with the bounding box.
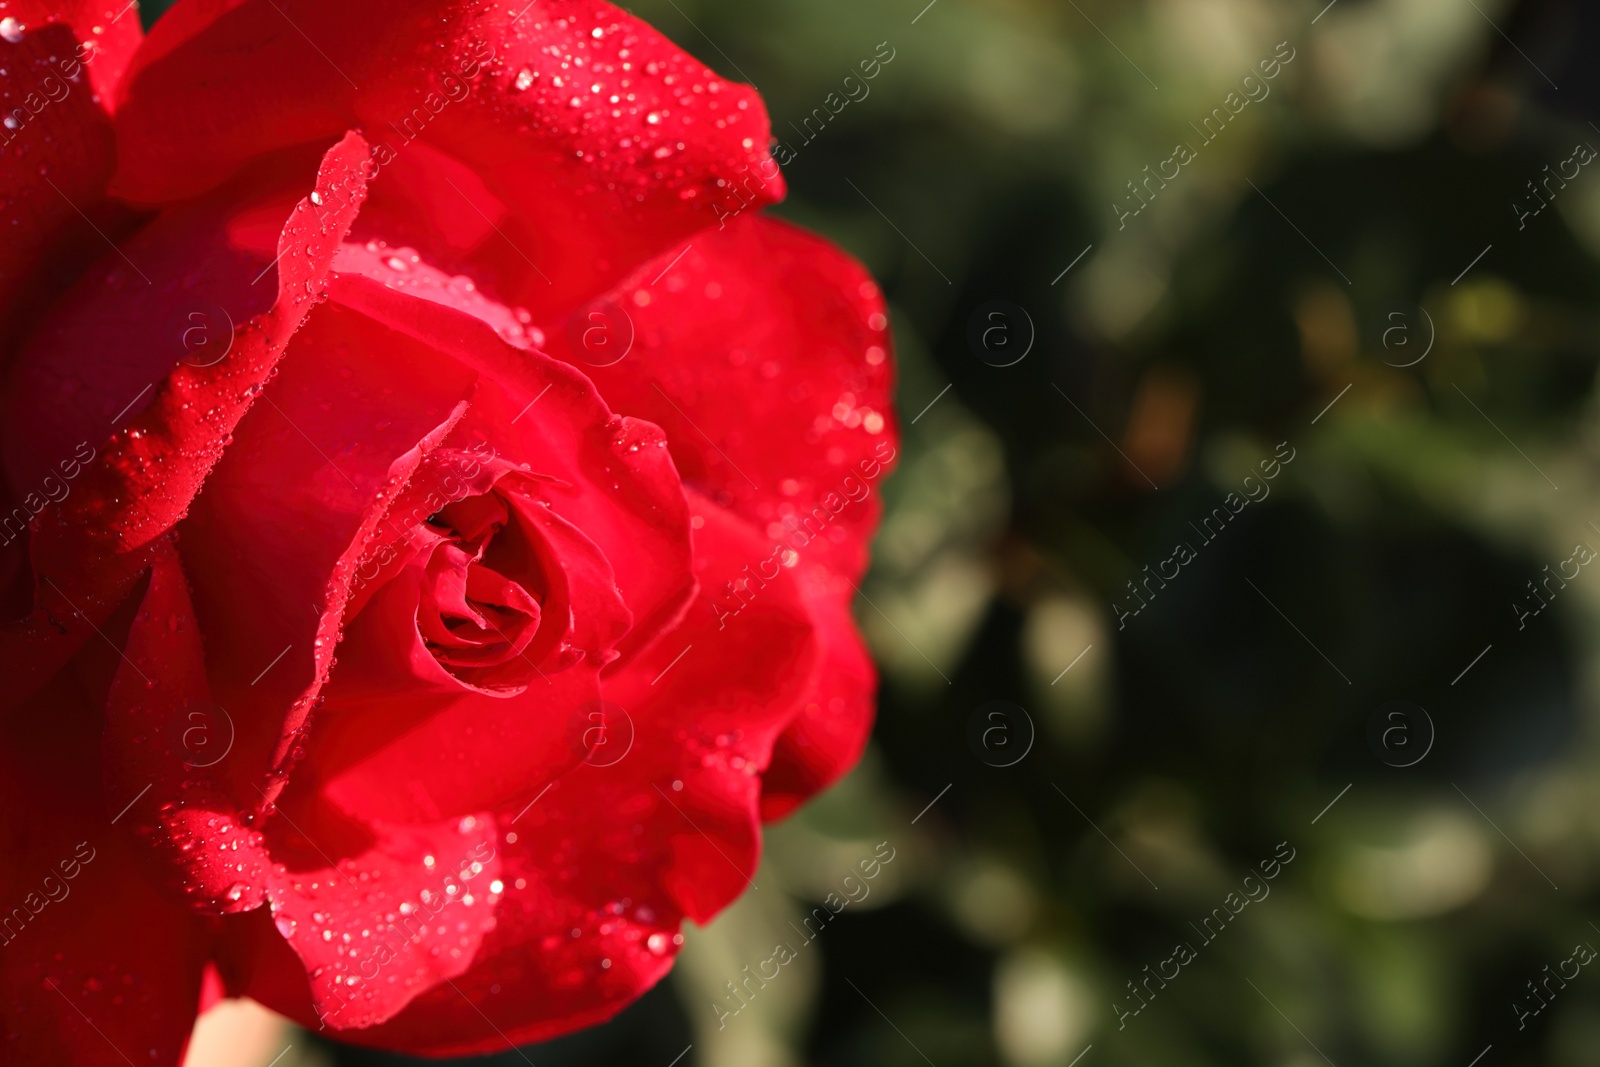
[542,215,896,577]
[0,132,371,713]
[111,0,782,314]
[238,494,818,1055]
[103,536,278,912]
[540,215,898,813]
[0,1,139,97]
[0,4,142,612]
[757,568,878,820]
[252,805,504,1031]
[4,145,326,490]
[105,538,505,1030]
[0,2,141,345]
[1,668,210,1065]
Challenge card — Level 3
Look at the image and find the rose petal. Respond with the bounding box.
[539,215,897,810]
[250,802,503,1031]
[757,566,877,820]
[0,1,141,345]
[177,296,478,814]
[4,149,326,491]
[241,493,818,1054]
[104,537,504,1032]
[103,536,276,912]
[112,0,782,315]
[1,666,210,1066]
[0,131,372,715]
[542,213,897,580]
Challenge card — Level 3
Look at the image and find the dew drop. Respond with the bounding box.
[0,18,26,43]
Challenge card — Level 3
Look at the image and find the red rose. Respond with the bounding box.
[0,1,896,1061]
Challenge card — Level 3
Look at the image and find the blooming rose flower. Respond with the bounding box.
[0,0,895,1061]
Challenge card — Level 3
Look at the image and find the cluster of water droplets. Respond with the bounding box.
[84,152,371,561]
[525,892,684,993]
[350,237,542,350]
[463,10,761,199]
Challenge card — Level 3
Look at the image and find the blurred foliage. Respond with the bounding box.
[140,0,1600,1063]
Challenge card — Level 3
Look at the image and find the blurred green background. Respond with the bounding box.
[157,0,1600,1063]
